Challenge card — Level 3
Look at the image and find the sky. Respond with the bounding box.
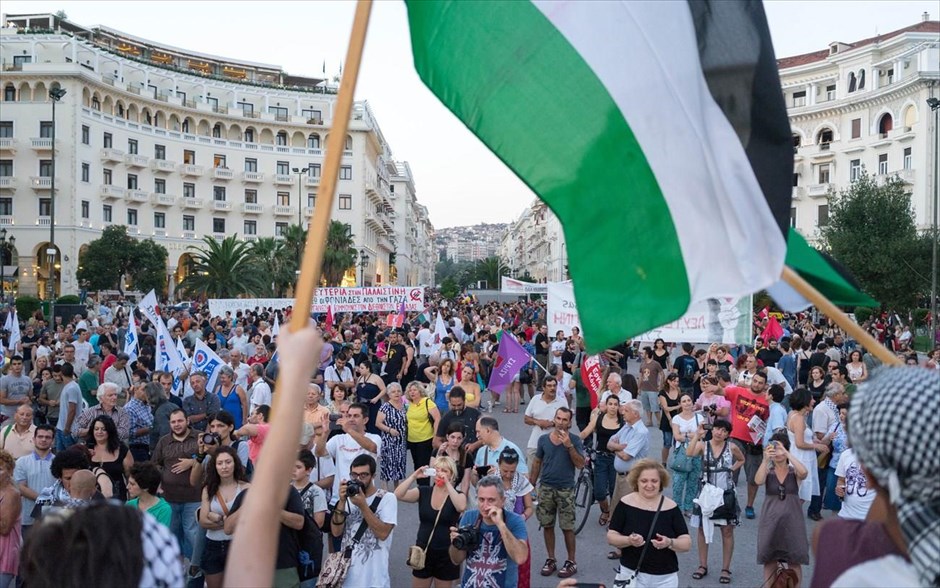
[2,0,936,229]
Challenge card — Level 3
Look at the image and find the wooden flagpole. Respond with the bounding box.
[224,2,373,585]
[781,266,901,366]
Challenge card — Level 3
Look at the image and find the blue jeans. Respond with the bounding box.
[807,467,828,515]
[55,429,75,452]
[823,466,842,512]
[593,452,616,502]
[169,501,201,561]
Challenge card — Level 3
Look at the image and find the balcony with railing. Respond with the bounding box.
[807,183,831,198]
[125,153,150,168]
[179,164,205,177]
[151,193,177,207]
[212,200,233,212]
[304,176,320,188]
[37,216,52,226]
[242,202,264,214]
[101,148,126,162]
[30,176,52,190]
[100,185,125,200]
[272,205,296,216]
[0,177,15,190]
[127,189,150,203]
[273,174,294,185]
[153,228,168,237]
[213,167,234,180]
[151,158,177,173]
[181,197,205,209]
[30,138,55,151]
[0,216,14,225]
[0,138,17,152]
[241,171,264,183]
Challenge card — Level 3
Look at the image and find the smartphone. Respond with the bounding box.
[425,468,437,477]
[475,465,491,479]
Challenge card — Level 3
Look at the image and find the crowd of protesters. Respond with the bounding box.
[0,295,936,588]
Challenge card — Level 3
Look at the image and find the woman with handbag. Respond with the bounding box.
[198,446,250,588]
[755,432,809,587]
[606,459,691,587]
[669,394,702,516]
[785,389,823,503]
[578,395,624,526]
[405,382,441,487]
[686,419,744,584]
[394,457,466,588]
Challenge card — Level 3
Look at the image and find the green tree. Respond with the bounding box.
[249,237,294,296]
[76,226,167,295]
[820,172,931,312]
[282,223,308,272]
[440,277,459,299]
[322,221,357,286]
[472,256,508,289]
[179,235,265,299]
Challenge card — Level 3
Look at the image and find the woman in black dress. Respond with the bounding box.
[86,415,134,501]
[652,339,670,371]
[354,360,386,435]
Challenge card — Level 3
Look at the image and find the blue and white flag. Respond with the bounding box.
[139,289,161,328]
[193,338,225,392]
[124,315,140,362]
[6,311,20,354]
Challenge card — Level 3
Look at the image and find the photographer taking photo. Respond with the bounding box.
[449,475,528,587]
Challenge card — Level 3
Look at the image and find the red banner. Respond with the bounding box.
[581,354,604,409]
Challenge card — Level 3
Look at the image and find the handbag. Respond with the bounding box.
[705,442,739,521]
[316,494,382,588]
[407,494,448,570]
[613,495,664,588]
[671,415,699,473]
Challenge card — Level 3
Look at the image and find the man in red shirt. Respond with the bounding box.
[719,369,770,519]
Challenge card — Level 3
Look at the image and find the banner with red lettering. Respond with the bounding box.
[547,281,583,338]
[580,354,604,409]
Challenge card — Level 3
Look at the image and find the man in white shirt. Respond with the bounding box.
[228,349,250,390]
[247,363,272,414]
[834,447,876,520]
[763,365,793,396]
[228,326,249,353]
[323,354,355,398]
[550,330,566,367]
[315,402,381,507]
[72,329,94,375]
[523,377,568,468]
[599,372,633,405]
[416,322,433,363]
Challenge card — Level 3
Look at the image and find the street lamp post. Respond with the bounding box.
[0,228,14,303]
[928,96,939,345]
[48,87,66,321]
[358,249,370,287]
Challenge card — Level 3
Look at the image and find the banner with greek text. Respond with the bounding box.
[500,276,548,294]
[547,281,583,338]
[206,287,426,317]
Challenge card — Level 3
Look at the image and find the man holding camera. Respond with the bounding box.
[529,407,585,579]
[330,454,397,588]
[449,475,528,587]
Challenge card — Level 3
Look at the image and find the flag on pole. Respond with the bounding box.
[397,298,406,322]
[580,354,604,409]
[155,320,184,376]
[324,305,334,333]
[176,337,189,362]
[407,1,794,351]
[272,314,280,336]
[6,311,20,354]
[488,331,532,393]
[2,311,11,333]
[193,339,225,392]
[761,316,784,343]
[139,289,161,327]
[430,311,449,355]
[124,315,140,362]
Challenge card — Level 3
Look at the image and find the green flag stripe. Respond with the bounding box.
[407,0,688,350]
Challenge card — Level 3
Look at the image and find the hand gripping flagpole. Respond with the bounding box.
[225,2,373,585]
[781,266,901,366]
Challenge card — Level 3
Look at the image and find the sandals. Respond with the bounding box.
[540,558,557,576]
[720,569,732,584]
[598,510,610,526]
[607,550,621,560]
[558,560,578,579]
[692,566,708,580]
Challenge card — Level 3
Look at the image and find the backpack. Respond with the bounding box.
[678,356,697,382]
[297,483,324,580]
[232,439,254,480]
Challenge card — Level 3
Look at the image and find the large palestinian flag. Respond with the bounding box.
[407,1,795,351]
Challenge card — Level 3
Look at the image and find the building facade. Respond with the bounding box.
[0,13,434,299]
[498,199,567,284]
[779,17,939,242]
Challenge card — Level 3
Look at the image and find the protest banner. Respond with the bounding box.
[206,286,425,316]
[501,276,548,295]
[547,281,582,338]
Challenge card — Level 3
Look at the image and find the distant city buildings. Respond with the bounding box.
[435,223,505,263]
[0,12,435,299]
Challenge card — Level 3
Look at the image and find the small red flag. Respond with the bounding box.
[580,354,604,409]
[324,305,334,333]
[761,315,784,343]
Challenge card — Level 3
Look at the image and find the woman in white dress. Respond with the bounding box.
[785,388,825,502]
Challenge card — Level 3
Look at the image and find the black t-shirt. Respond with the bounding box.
[756,348,783,369]
[561,350,577,374]
[230,485,305,570]
[535,333,549,357]
[384,344,406,378]
[672,355,698,387]
[435,407,482,444]
[416,486,463,550]
[808,351,830,370]
[610,501,688,575]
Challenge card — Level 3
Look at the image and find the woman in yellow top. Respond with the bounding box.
[405,381,441,487]
[458,364,482,410]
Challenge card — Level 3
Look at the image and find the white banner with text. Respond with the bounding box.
[207,287,426,316]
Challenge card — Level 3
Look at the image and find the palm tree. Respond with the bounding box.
[323,221,358,286]
[474,256,507,289]
[249,237,294,296]
[282,223,308,270]
[179,235,266,299]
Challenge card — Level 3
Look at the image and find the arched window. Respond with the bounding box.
[878,113,893,138]
[308,133,321,149]
[212,124,222,138]
[3,85,16,101]
[244,128,255,143]
[91,96,100,110]
[858,69,865,90]
[145,112,152,125]
[792,134,801,153]
[181,120,190,133]
[848,72,857,93]
[117,103,125,117]
[817,128,834,150]
[344,135,353,150]
[276,131,288,146]
[902,106,917,129]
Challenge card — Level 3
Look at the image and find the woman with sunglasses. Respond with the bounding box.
[496,448,534,588]
[686,419,744,583]
[754,431,809,587]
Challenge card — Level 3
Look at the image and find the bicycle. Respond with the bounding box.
[573,445,595,535]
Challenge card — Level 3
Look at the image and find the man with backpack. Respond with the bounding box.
[673,343,700,395]
[292,450,328,586]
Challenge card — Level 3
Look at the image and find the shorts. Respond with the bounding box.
[731,438,762,486]
[412,546,462,581]
[201,538,231,575]
[536,486,576,530]
[639,391,661,415]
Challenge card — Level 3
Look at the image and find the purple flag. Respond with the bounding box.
[487,332,531,393]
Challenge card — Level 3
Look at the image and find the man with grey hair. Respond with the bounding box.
[103,352,133,407]
[599,372,632,405]
[607,399,649,522]
[247,362,272,414]
[807,381,848,520]
[182,371,220,432]
[450,475,529,587]
[71,381,130,442]
[228,348,250,389]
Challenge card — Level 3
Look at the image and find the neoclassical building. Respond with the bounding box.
[0,12,435,299]
[778,17,939,242]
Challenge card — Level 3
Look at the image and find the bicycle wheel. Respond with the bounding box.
[573,469,593,535]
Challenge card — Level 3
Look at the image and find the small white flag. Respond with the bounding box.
[7,311,20,354]
[193,338,225,392]
[272,313,280,336]
[124,315,140,362]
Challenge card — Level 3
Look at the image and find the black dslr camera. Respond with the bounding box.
[346,480,364,497]
[201,432,221,446]
[451,525,481,551]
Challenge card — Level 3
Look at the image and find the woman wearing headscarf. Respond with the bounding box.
[810,367,939,588]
